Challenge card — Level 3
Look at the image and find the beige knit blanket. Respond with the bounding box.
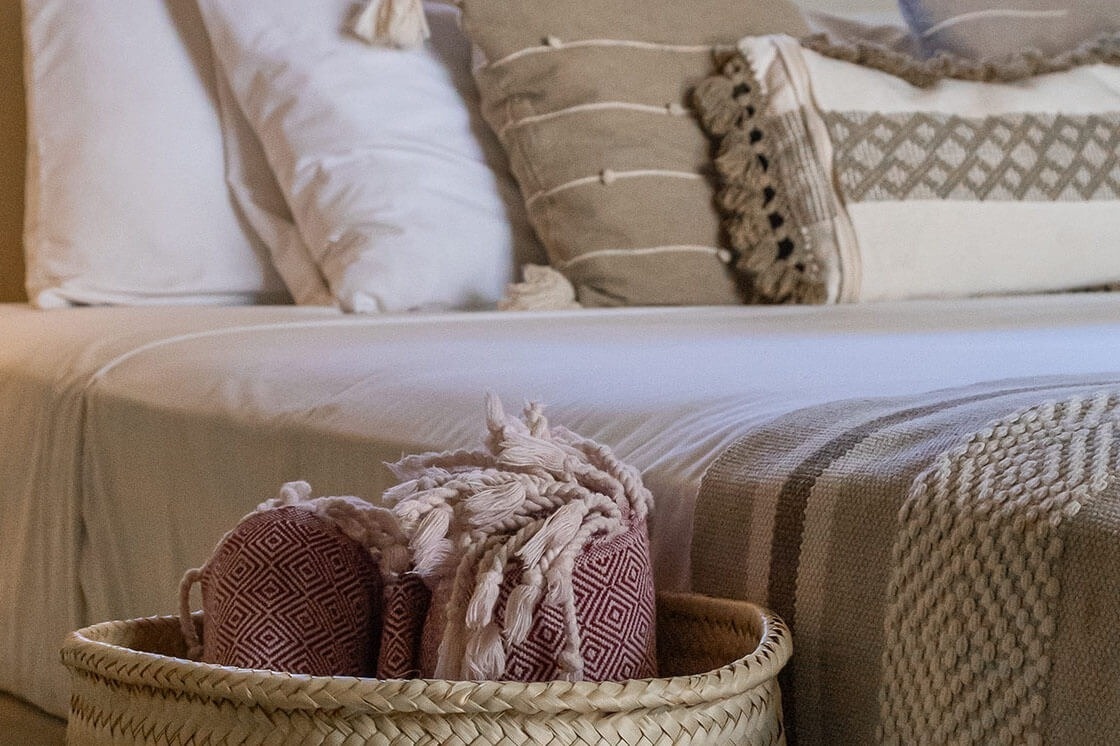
[692,375,1120,745]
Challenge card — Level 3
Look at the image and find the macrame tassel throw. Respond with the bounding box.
[383,394,658,682]
[350,0,430,48]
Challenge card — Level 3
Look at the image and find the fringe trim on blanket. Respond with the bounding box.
[801,32,1120,89]
[692,55,827,305]
[382,394,652,681]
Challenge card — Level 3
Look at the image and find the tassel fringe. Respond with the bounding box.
[350,0,431,49]
[499,265,582,311]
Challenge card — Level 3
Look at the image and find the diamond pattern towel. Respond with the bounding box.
[180,396,657,684]
[193,505,383,676]
[386,395,658,683]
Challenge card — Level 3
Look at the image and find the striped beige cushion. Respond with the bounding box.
[459,0,808,306]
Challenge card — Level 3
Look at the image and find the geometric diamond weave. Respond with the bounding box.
[827,111,1120,202]
[200,506,382,676]
[499,517,658,683]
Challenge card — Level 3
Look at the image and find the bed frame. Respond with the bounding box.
[0,0,27,304]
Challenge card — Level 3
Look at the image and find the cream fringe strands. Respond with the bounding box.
[382,394,653,681]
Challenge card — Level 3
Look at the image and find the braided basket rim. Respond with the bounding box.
[61,592,791,717]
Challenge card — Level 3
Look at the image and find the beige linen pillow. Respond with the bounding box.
[458,0,809,306]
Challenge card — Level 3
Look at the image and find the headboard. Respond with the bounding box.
[0,0,26,303]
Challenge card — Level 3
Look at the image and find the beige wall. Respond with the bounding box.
[1,0,26,303]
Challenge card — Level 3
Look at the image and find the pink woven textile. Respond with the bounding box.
[387,518,657,683]
[198,506,382,676]
[376,573,431,679]
[381,396,659,683]
[502,518,657,682]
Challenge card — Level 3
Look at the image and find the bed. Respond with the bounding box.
[3,0,1120,743]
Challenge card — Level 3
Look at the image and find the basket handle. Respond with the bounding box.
[178,567,204,660]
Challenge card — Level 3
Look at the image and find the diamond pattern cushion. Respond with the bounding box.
[198,506,382,676]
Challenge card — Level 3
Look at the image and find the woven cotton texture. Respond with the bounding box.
[383,394,658,683]
[693,34,1120,305]
[691,375,1120,744]
[62,593,791,745]
[191,506,382,676]
[179,484,408,677]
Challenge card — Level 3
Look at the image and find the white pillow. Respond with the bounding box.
[21,0,289,308]
[199,0,545,312]
[209,57,335,307]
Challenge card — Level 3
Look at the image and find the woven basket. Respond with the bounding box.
[61,592,791,745]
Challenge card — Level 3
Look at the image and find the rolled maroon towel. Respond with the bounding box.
[179,484,405,677]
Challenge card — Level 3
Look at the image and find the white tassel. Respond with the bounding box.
[499,430,571,473]
[350,0,430,48]
[499,265,582,311]
[486,392,507,432]
[464,480,527,527]
[410,508,452,576]
[503,581,542,645]
[464,623,506,680]
[517,502,586,568]
[465,570,503,629]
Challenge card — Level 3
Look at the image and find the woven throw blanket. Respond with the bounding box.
[692,375,1120,745]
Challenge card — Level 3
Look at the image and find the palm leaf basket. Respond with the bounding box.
[61,591,792,745]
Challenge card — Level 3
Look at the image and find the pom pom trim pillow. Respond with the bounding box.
[694,34,1120,304]
[457,0,809,307]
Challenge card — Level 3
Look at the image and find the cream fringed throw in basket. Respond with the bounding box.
[179,395,657,683]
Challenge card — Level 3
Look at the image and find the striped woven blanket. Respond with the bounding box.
[692,375,1120,745]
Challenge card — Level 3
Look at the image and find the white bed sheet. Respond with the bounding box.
[3,294,1120,716]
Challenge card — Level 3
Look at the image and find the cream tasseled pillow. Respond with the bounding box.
[693,34,1120,304]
